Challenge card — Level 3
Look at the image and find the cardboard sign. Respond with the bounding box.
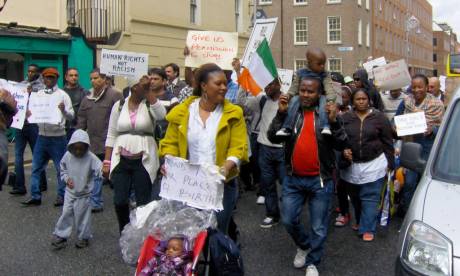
[185,31,238,70]
[373,59,412,91]
[0,79,29,129]
[363,57,387,78]
[394,112,427,136]
[28,93,62,124]
[100,49,148,80]
[241,18,278,66]
[277,68,293,94]
[160,156,225,210]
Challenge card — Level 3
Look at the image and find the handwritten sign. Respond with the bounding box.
[363,56,387,78]
[241,18,278,66]
[185,31,238,70]
[394,112,427,136]
[100,49,148,80]
[10,84,29,129]
[28,93,62,124]
[160,156,224,210]
[277,68,293,94]
[373,59,411,91]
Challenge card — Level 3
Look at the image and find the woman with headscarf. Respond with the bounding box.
[352,69,384,111]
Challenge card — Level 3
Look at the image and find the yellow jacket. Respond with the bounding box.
[159,96,249,180]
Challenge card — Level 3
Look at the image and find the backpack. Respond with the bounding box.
[208,228,244,276]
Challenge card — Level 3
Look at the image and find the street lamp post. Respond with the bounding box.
[405,15,420,74]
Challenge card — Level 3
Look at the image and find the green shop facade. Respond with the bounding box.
[0,27,94,89]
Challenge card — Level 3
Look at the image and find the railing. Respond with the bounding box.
[70,0,125,44]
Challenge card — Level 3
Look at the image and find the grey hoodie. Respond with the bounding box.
[60,129,102,197]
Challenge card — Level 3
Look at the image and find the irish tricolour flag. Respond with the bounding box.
[238,38,277,96]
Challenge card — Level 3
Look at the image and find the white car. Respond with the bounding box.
[396,87,460,276]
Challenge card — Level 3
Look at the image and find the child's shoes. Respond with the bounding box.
[75,239,89,249]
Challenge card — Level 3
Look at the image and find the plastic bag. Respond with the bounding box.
[119,199,217,265]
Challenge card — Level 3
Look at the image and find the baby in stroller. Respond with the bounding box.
[139,235,193,276]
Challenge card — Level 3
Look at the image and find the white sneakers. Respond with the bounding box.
[321,127,332,135]
[256,196,265,205]
[293,248,310,268]
[305,264,319,276]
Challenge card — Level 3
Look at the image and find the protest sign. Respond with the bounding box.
[373,59,411,91]
[241,18,278,66]
[160,156,224,210]
[185,31,238,70]
[394,112,427,136]
[28,93,62,124]
[277,68,293,93]
[100,49,148,80]
[363,56,387,78]
[0,79,29,129]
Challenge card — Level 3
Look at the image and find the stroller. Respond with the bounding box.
[135,230,209,276]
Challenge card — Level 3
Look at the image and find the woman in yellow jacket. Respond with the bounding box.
[160,63,249,234]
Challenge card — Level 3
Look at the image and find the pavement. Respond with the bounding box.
[0,164,402,275]
[7,142,33,167]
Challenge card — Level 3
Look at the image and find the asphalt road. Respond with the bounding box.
[0,165,402,276]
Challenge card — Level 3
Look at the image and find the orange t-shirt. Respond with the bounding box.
[292,111,320,176]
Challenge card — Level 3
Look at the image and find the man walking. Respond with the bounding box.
[267,77,348,276]
[22,68,74,206]
[63,68,89,140]
[77,68,123,212]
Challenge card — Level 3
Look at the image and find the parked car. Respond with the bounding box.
[396,87,460,276]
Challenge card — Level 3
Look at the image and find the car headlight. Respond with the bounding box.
[401,220,453,276]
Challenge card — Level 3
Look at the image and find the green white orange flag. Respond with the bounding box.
[238,38,278,96]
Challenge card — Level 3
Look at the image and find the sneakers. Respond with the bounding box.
[293,248,310,268]
[256,196,265,205]
[75,239,90,248]
[362,232,374,242]
[334,214,350,227]
[276,128,291,136]
[51,236,67,250]
[321,127,332,135]
[305,264,319,276]
[260,217,279,228]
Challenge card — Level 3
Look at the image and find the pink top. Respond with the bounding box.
[120,108,143,158]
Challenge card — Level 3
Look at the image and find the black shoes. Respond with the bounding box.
[75,239,89,249]
[91,207,104,213]
[53,198,64,207]
[9,189,27,196]
[21,198,42,206]
[51,236,67,250]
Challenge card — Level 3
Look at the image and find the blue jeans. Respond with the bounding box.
[90,153,105,209]
[216,179,238,235]
[282,96,329,131]
[281,175,333,266]
[13,124,47,192]
[30,135,67,200]
[259,144,286,218]
[249,133,261,186]
[347,177,385,234]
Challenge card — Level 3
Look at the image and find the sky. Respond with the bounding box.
[428,0,460,35]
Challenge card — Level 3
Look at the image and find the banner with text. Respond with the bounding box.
[363,56,387,78]
[185,31,238,70]
[394,112,427,136]
[28,93,62,124]
[100,49,148,80]
[160,156,225,210]
[373,59,411,91]
[241,18,278,67]
[0,79,29,129]
[277,68,293,94]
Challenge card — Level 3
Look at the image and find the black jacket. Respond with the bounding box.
[341,109,395,169]
[267,107,348,181]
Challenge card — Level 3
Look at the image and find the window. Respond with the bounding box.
[328,58,342,73]
[294,0,308,5]
[358,19,362,45]
[433,37,437,46]
[327,16,341,44]
[433,69,438,77]
[357,0,362,6]
[366,23,370,47]
[190,0,199,24]
[294,17,308,45]
[327,0,341,3]
[295,59,307,71]
[259,0,272,4]
[365,0,369,10]
[433,53,437,62]
[235,0,242,32]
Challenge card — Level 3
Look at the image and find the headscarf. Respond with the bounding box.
[404,93,444,127]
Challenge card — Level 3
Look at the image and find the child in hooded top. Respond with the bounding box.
[51,129,102,249]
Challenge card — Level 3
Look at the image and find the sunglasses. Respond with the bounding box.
[354,78,361,81]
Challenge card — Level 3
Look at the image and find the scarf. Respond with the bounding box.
[404,93,444,127]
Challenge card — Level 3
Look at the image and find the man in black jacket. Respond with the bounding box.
[267,76,348,276]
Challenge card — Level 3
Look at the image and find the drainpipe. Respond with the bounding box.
[280,0,284,67]
[67,0,76,27]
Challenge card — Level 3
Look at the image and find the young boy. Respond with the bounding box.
[276,48,336,136]
[51,129,102,249]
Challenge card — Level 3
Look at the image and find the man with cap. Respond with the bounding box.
[22,68,75,206]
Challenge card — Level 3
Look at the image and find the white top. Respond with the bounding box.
[341,153,388,185]
[187,99,239,166]
[257,97,282,148]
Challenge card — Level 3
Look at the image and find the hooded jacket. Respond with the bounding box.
[353,69,384,111]
[60,129,102,197]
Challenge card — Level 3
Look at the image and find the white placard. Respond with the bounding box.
[241,18,278,67]
[10,84,29,129]
[373,59,412,91]
[277,68,293,94]
[363,56,387,78]
[160,156,224,210]
[185,31,238,70]
[100,49,148,80]
[28,93,62,124]
[394,112,427,137]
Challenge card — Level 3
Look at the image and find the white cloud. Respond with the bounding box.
[428,0,460,35]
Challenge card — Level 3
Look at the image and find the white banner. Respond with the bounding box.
[363,56,387,78]
[277,68,294,94]
[160,156,225,210]
[100,49,149,80]
[28,93,62,124]
[241,18,278,67]
[0,79,29,129]
[394,112,427,136]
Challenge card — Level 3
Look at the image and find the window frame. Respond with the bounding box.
[358,19,362,45]
[327,16,342,44]
[190,0,200,25]
[327,0,341,4]
[259,0,272,5]
[293,0,308,6]
[294,59,308,71]
[294,17,309,45]
[328,58,342,73]
[366,22,370,47]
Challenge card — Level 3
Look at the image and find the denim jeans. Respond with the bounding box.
[250,133,261,186]
[347,177,385,234]
[282,95,329,131]
[259,144,286,219]
[14,124,47,192]
[216,179,238,235]
[281,175,333,266]
[30,135,67,200]
[90,154,105,209]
